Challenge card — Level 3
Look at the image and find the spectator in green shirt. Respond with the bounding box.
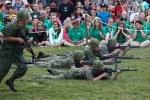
[113,21,133,46]
[64,20,86,46]
[130,20,150,47]
[89,19,105,42]
[0,17,11,31]
[139,11,147,27]
[104,17,116,43]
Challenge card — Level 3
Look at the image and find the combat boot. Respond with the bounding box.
[37,51,49,58]
[47,69,53,74]
[5,79,17,92]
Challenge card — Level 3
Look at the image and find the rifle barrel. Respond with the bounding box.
[111,69,137,72]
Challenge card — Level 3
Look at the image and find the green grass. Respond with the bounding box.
[0,47,150,100]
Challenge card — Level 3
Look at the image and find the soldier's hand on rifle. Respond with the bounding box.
[116,70,122,73]
[17,38,24,44]
[101,73,109,78]
[110,51,117,56]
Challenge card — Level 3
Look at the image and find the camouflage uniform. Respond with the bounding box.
[99,38,117,55]
[33,60,111,80]
[0,9,29,92]
[83,39,102,64]
[30,50,85,68]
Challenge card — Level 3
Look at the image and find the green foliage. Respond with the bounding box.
[0,47,150,100]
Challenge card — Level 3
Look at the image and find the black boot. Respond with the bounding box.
[37,51,49,58]
[47,69,52,74]
[37,51,44,58]
[5,78,17,92]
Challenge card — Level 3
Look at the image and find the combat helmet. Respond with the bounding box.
[108,38,117,45]
[92,60,104,70]
[89,38,99,47]
[74,50,85,59]
[17,9,29,20]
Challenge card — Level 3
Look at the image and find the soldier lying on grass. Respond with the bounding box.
[33,60,121,81]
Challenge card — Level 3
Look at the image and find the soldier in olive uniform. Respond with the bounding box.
[99,38,128,59]
[31,50,87,69]
[83,38,115,65]
[83,38,102,65]
[33,60,121,81]
[0,9,29,92]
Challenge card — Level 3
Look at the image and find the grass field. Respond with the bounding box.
[0,47,150,100]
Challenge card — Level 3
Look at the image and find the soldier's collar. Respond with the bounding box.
[15,21,25,29]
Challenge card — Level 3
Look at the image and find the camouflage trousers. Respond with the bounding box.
[29,52,74,68]
[34,68,80,80]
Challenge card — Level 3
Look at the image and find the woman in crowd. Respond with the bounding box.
[75,1,83,8]
[11,15,17,22]
[90,9,99,24]
[130,5,139,22]
[90,2,96,10]
[31,21,49,47]
[48,21,64,47]
[113,21,132,46]
[63,18,72,42]
[90,18,105,42]
[72,7,83,21]
[130,20,150,47]
[64,20,85,46]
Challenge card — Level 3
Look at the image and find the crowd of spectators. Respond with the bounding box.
[0,0,150,47]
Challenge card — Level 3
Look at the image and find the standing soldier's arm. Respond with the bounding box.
[3,36,24,44]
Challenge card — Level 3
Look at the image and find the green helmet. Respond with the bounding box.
[74,50,85,59]
[92,60,104,70]
[90,39,99,47]
[108,38,117,45]
[17,9,29,20]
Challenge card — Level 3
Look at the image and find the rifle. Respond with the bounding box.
[102,55,139,60]
[114,45,140,50]
[101,55,140,70]
[104,67,137,73]
[83,60,121,66]
[16,28,36,64]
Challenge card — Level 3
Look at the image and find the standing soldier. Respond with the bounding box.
[0,9,29,92]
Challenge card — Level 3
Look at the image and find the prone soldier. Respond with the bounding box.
[30,50,88,69]
[33,60,122,81]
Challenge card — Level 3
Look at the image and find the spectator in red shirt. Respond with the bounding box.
[110,0,126,22]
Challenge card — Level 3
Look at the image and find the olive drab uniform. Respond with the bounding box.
[30,51,75,68]
[33,60,112,80]
[35,67,95,80]
[83,47,102,64]
[83,38,103,65]
[0,21,28,82]
[30,50,84,68]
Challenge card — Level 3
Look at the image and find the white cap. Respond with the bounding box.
[5,1,11,4]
